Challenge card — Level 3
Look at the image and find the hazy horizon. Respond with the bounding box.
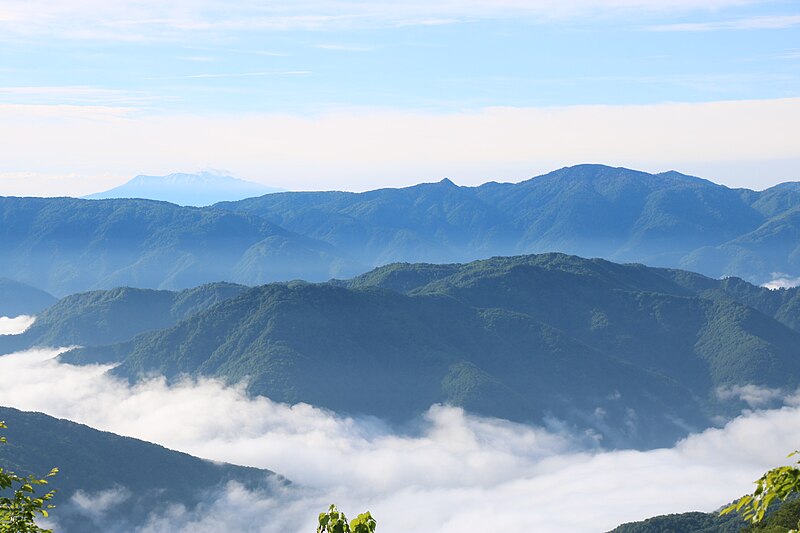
[0,1,798,196]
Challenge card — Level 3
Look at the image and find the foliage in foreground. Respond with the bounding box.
[318,504,376,533]
[722,451,800,532]
[0,421,58,533]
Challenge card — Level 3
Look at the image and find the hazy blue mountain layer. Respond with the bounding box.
[0,196,360,296]
[0,278,56,317]
[62,254,800,449]
[0,282,247,355]
[217,164,800,284]
[84,171,283,207]
[0,406,281,533]
[2,165,798,296]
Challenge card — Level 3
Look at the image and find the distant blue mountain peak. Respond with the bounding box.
[84,170,284,206]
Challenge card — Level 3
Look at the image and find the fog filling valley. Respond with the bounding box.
[2,318,799,532]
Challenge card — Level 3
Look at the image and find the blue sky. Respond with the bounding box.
[0,0,798,194]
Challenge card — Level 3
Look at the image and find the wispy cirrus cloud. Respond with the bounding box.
[0,0,770,40]
[314,44,372,52]
[141,71,312,81]
[647,13,800,31]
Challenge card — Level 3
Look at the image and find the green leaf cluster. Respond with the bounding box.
[722,452,800,531]
[317,505,376,533]
[0,421,57,533]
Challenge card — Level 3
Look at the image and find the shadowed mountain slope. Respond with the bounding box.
[0,406,281,533]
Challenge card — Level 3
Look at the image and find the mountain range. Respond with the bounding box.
[13,253,791,449]
[2,164,798,296]
[216,164,800,285]
[84,171,283,207]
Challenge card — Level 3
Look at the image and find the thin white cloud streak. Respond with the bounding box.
[0,98,799,195]
[0,315,35,335]
[314,44,373,51]
[2,348,800,532]
[0,0,767,39]
[0,86,161,107]
[141,71,312,80]
[648,14,800,31]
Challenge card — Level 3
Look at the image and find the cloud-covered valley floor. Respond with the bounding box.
[1,339,799,532]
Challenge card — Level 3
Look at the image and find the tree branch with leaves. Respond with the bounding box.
[0,421,58,533]
[721,451,800,532]
[317,504,376,533]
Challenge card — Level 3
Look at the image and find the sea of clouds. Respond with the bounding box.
[1,316,799,532]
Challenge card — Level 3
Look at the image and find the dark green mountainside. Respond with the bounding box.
[217,165,800,284]
[0,282,248,355]
[608,510,743,533]
[0,278,57,317]
[609,499,800,533]
[64,254,800,449]
[0,196,359,296]
[0,406,281,533]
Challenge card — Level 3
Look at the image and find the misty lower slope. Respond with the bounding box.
[0,282,248,355]
[63,253,800,449]
[0,196,360,296]
[217,164,800,284]
[0,278,57,317]
[0,406,282,533]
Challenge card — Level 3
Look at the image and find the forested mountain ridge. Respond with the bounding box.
[60,253,800,449]
[0,406,281,533]
[217,164,800,284]
[0,282,248,355]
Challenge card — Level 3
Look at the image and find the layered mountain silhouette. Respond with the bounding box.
[216,164,800,285]
[84,171,282,206]
[48,253,800,449]
[0,406,281,533]
[3,164,796,296]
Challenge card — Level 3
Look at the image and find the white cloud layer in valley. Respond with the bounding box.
[1,346,800,532]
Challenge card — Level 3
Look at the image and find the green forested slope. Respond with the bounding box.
[64,254,800,449]
[0,282,248,355]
